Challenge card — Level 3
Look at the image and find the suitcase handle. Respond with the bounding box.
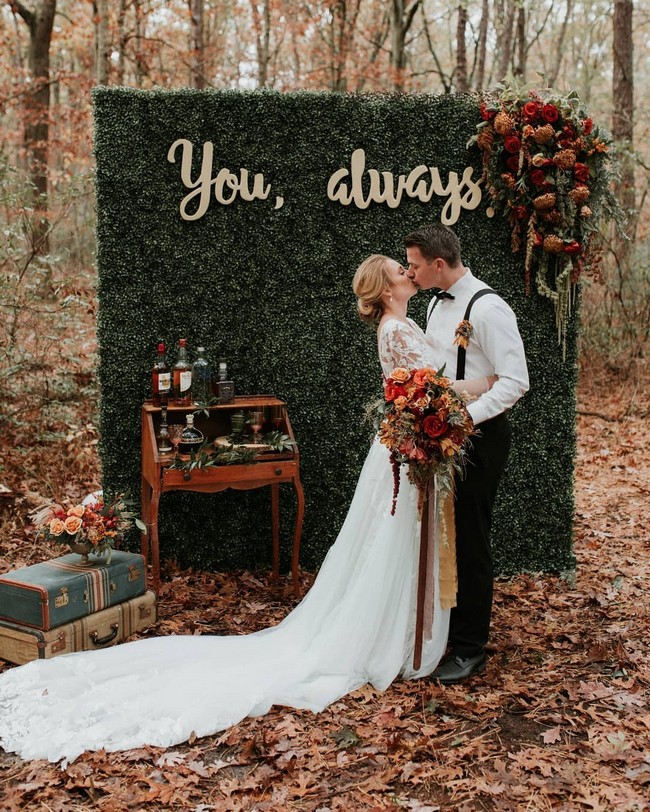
[90,623,119,647]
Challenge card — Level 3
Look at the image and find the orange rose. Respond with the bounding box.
[390,367,411,384]
[413,368,437,387]
[64,515,83,535]
[67,505,85,518]
[393,396,408,410]
[49,518,65,536]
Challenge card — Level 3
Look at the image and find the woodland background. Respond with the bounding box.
[0,1,649,810]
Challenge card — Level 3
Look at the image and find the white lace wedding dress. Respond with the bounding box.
[0,319,450,763]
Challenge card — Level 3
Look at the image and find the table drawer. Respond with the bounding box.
[161,459,298,487]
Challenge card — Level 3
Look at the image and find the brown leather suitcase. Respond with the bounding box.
[0,590,157,664]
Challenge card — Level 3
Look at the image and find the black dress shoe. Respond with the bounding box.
[430,652,487,684]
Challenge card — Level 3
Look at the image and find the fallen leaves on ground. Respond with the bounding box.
[0,368,648,811]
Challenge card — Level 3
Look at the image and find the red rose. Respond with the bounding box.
[523,101,540,121]
[530,169,546,186]
[582,118,593,135]
[423,414,447,439]
[564,241,582,255]
[574,163,590,182]
[541,104,559,123]
[505,155,520,173]
[504,135,522,154]
[480,103,496,121]
[513,205,529,221]
[385,383,407,402]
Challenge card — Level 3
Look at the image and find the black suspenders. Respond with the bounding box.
[455,288,497,380]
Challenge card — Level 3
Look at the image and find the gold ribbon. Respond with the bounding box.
[413,475,457,671]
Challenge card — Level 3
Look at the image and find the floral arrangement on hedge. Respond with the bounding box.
[374,366,476,515]
[468,82,625,350]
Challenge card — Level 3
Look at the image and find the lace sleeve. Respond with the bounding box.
[378,320,432,378]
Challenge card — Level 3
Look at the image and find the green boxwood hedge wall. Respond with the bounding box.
[93,88,577,576]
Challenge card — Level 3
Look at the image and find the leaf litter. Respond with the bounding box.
[0,363,648,810]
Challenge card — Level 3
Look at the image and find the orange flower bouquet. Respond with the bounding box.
[32,494,141,563]
[376,366,476,514]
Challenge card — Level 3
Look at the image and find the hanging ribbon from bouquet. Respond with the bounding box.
[413,475,457,672]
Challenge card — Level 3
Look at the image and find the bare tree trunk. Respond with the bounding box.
[389,0,420,92]
[330,0,347,92]
[11,0,56,257]
[547,0,573,87]
[116,0,127,86]
[189,0,205,88]
[134,0,145,87]
[455,1,469,92]
[495,0,516,83]
[612,0,635,246]
[475,0,489,90]
[420,3,452,92]
[513,2,525,79]
[94,0,110,85]
[250,0,271,87]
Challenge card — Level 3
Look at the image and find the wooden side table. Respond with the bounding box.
[140,396,305,595]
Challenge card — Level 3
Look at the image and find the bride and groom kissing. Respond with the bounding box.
[0,223,528,763]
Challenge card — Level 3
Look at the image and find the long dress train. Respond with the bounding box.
[0,318,449,763]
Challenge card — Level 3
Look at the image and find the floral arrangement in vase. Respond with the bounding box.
[33,493,142,564]
[373,366,476,514]
[468,81,625,351]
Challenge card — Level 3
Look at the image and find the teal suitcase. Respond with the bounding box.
[0,551,146,630]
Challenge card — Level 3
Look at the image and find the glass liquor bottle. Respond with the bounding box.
[157,406,172,453]
[192,346,212,405]
[179,413,204,454]
[151,341,171,406]
[172,338,192,406]
[215,357,235,403]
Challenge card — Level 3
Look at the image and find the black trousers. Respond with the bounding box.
[450,412,512,658]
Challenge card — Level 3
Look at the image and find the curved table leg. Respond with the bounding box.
[149,488,161,595]
[291,476,305,597]
[271,482,280,579]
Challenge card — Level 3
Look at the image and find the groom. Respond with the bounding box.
[405,223,529,684]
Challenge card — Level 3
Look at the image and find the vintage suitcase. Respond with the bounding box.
[0,590,157,664]
[0,550,147,630]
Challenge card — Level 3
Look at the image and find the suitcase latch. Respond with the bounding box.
[54,587,69,608]
[128,567,141,582]
[51,631,67,654]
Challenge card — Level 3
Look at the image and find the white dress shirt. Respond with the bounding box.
[425,269,529,425]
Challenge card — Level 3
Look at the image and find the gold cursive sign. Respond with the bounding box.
[167,139,284,221]
[326,149,483,225]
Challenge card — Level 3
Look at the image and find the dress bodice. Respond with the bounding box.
[378,318,436,379]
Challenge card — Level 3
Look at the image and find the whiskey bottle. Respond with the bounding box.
[215,357,235,403]
[179,413,204,454]
[172,338,192,406]
[192,346,212,405]
[151,341,171,406]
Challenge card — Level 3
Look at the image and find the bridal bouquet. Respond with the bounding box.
[376,366,476,514]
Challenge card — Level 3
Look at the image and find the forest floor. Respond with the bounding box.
[0,339,648,810]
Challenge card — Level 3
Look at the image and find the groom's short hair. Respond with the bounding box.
[405,224,461,266]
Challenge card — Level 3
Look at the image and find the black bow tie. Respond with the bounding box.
[433,289,455,301]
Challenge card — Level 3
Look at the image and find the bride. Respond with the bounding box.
[0,254,494,763]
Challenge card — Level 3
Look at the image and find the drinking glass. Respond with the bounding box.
[168,424,184,457]
[248,410,264,444]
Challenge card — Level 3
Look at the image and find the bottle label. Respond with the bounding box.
[180,371,192,392]
[157,372,171,392]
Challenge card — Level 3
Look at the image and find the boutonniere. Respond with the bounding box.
[453,319,473,349]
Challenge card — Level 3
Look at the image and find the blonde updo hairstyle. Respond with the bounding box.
[352,254,391,325]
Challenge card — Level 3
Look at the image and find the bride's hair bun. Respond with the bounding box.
[352,255,391,325]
